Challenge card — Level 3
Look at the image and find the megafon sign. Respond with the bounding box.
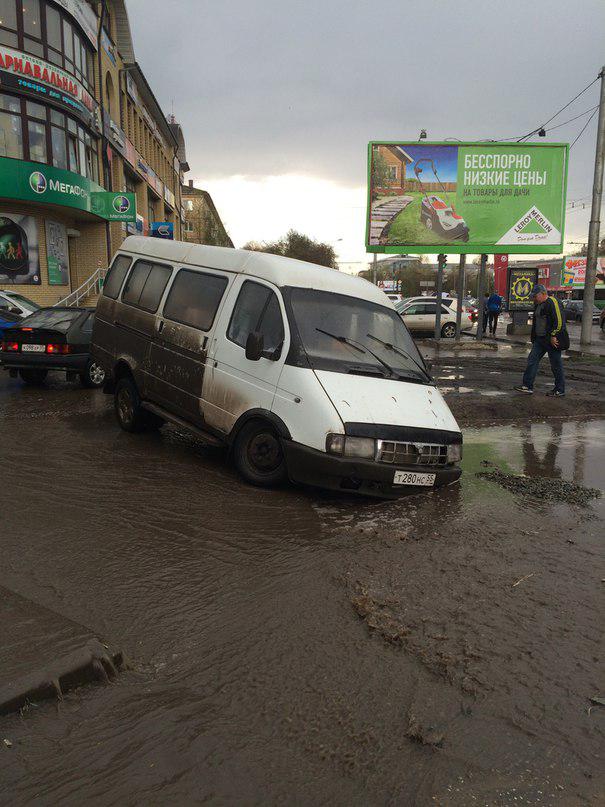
[367,142,568,254]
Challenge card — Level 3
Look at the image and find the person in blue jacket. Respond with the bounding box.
[486,291,503,336]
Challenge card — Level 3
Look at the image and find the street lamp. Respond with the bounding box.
[419,129,427,141]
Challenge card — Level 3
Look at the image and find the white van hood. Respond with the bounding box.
[315,371,460,433]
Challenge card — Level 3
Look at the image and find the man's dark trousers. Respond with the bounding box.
[522,338,565,393]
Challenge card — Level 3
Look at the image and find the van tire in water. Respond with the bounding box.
[233,420,288,487]
[19,369,48,386]
[115,376,148,433]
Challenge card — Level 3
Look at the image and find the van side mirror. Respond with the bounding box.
[245,331,264,361]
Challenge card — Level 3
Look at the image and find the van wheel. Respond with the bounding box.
[19,369,48,386]
[80,360,106,389]
[233,421,288,487]
[441,322,456,339]
[114,376,147,433]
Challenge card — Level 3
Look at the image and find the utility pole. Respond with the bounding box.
[434,254,446,340]
[372,253,378,285]
[455,254,466,339]
[475,254,488,341]
[581,66,605,346]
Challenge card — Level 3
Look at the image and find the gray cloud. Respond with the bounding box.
[126,0,604,241]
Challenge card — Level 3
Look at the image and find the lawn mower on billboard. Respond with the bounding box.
[414,159,469,242]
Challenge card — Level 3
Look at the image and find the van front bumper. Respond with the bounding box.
[282,441,461,499]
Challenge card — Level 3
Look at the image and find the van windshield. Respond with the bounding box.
[288,288,429,382]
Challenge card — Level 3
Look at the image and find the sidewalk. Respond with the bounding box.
[0,586,124,715]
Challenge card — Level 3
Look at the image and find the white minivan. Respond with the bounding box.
[92,238,462,498]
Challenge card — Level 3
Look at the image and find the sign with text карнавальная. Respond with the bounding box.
[367,142,568,254]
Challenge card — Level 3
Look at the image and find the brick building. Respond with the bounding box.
[0,0,191,307]
[182,180,232,248]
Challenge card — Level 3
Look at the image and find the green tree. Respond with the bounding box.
[243,230,337,269]
[371,150,390,197]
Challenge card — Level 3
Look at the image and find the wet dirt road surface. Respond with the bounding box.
[0,358,603,806]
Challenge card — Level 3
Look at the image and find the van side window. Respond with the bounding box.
[163,269,228,331]
[103,255,132,299]
[122,260,172,313]
[227,281,285,358]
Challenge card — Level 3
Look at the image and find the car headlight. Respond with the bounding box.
[447,443,463,463]
[326,434,376,459]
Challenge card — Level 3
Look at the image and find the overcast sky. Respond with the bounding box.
[126,0,604,268]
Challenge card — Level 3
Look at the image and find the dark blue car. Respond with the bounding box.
[0,310,22,334]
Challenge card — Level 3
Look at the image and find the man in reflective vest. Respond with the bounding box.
[514,284,566,397]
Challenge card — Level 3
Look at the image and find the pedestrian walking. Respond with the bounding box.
[514,284,569,397]
[487,291,503,336]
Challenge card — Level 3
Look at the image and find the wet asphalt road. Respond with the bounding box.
[0,367,603,806]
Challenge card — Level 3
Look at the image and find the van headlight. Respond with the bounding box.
[447,443,463,463]
[326,434,376,459]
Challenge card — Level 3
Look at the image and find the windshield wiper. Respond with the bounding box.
[365,333,431,381]
[315,327,395,377]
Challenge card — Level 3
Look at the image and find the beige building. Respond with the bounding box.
[182,181,232,248]
[0,0,190,307]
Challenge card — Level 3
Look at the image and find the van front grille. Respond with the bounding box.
[376,440,448,466]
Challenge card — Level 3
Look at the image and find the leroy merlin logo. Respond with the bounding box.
[113,195,131,214]
[29,171,47,194]
[497,206,561,246]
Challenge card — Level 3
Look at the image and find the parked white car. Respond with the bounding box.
[399,299,476,338]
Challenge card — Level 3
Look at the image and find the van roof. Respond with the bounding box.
[118,237,390,307]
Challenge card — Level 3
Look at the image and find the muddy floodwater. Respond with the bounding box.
[0,367,603,805]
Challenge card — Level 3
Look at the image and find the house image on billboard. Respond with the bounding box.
[372,145,413,195]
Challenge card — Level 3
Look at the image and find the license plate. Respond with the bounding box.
[21,344,45,353]
[393,470,436,487]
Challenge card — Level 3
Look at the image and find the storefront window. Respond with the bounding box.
[28,119,47,163]
[22,0,40,36]
[0,110,23,159]
[0,91,97,178]
[51,125,67,169]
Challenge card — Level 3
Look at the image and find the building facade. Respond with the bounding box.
[0,0,188,306]
[182,180,232,248]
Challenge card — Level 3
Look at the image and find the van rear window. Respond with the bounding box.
[163,269,227,331]
[103,255,132,299]
[121,261,172,313]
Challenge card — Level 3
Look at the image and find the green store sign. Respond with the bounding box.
[0,158,137,222]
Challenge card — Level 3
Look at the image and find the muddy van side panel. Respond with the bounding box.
[146,268,232,425]
[201,277,290,436]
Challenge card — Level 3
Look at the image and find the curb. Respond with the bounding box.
[0,639,126,716]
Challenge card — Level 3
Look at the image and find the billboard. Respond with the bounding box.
[507,267,539,312]
[0,213,40,285]
[367,142,568,254]
[561,256,605,289]
[45,220,70,286]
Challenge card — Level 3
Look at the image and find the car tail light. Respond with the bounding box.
[21,327,33,332]
[3,342,19,352]
[46,344,71,354]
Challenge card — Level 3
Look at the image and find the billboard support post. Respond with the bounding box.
[455,254,466,339]
[580,66,605,346]
[434,253,446,340]
[475,254,488,341]
[372,253,377,285]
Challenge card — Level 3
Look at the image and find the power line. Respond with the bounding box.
[570,107,599,148]
[545,105,599,132]
[514,74,601,142]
